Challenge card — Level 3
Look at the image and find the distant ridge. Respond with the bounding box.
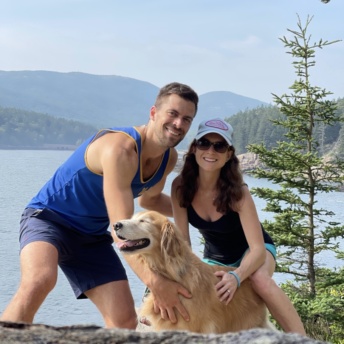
[197,91,266,118]
[0,70,159,127]
[0,70,268,148]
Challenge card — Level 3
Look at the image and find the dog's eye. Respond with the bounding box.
[139,218,151,223]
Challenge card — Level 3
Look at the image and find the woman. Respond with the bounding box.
[171,118,306,335]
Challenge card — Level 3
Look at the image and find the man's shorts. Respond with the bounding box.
[19,207,128,299]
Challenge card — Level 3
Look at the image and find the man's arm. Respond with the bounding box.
[137,148,178,217]
[94,136,191,323]
[133,148,192,322]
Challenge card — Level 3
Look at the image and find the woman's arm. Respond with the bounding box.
[234,185,266,282]
[215,185,266,304]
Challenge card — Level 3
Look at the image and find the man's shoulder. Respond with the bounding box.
[168,147,178,162]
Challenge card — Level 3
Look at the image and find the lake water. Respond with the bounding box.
[0,150,342,327]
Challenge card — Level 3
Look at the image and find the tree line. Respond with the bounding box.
[226,98,344,159]
[1,99,343,158]
[0,107,97,148]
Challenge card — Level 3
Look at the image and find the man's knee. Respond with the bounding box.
[105,309,138,329]
[86,280,137,329]
[20,272,57,299]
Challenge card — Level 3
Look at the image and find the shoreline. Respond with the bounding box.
[2,147,343,191]
[175,151,260,173]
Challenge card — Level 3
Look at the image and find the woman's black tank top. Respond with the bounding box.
[187,205,274,264]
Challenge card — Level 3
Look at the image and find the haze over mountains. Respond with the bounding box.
[0,70,268,148]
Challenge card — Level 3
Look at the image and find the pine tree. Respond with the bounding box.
[247,15,344,338]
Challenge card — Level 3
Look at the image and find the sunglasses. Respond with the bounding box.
[195,138,229,153]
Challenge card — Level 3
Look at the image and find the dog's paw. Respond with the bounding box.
[136,317,152,332]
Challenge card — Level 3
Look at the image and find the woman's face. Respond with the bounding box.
[194,133,232,171]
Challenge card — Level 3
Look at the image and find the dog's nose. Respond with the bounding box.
[114,222,123,231]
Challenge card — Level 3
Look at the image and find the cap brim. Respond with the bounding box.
[195,129,232,146]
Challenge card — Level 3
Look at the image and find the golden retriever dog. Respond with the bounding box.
[115,210,274,334]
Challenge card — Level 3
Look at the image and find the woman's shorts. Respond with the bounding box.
[202,243,277,268]
[19,208,128,299]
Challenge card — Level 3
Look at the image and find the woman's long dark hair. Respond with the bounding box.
[177,140,244,213]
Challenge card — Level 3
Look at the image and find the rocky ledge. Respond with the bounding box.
[175,152,344,192]
[0,322,328,344]
[175,152,260,173]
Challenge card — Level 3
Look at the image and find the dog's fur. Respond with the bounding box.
[115,210,274,334]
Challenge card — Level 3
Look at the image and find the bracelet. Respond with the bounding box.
[228,271,241,287]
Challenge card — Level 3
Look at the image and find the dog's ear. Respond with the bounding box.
[161,221,183,259]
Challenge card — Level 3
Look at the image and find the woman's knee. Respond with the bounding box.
[249,269,277,294]
[249,252,276,290]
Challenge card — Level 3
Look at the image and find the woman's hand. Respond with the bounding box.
[214,270,239,305]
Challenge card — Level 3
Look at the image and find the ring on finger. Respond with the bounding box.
[227,289,231,294]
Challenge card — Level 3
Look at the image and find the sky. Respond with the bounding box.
[0,0,343,104]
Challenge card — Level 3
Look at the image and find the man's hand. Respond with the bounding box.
[150,277,192,323]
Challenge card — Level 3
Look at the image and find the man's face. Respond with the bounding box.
[151,94,196,148]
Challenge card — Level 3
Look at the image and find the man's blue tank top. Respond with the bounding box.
[27,127,171,235]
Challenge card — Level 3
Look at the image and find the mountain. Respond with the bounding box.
[196,91,266,120]
[0,70,159,128]
[0,70,268,149]
[190,91,267,145]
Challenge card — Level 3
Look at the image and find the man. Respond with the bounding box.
[0,82,198,329]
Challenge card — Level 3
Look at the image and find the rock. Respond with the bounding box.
[0,322,329,344]
[237,152,261,172]
[174,151,261,173]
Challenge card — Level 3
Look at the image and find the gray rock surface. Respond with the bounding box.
[0,322,328,344]
[237,152,261,171]
[175,152,261,173]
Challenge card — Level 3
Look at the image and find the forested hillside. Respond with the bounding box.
[0,69,342,154]
[226,98,344,157]
[0,71,266,129]
[0,107,97,148]
[0,71,159,128]
[1,98,343,155]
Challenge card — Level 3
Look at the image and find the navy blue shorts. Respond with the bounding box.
[19,208,128,299]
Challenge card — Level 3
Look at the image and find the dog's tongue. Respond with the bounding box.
[116,240,136,249]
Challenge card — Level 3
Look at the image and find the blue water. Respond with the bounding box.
[0,150,342,326]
